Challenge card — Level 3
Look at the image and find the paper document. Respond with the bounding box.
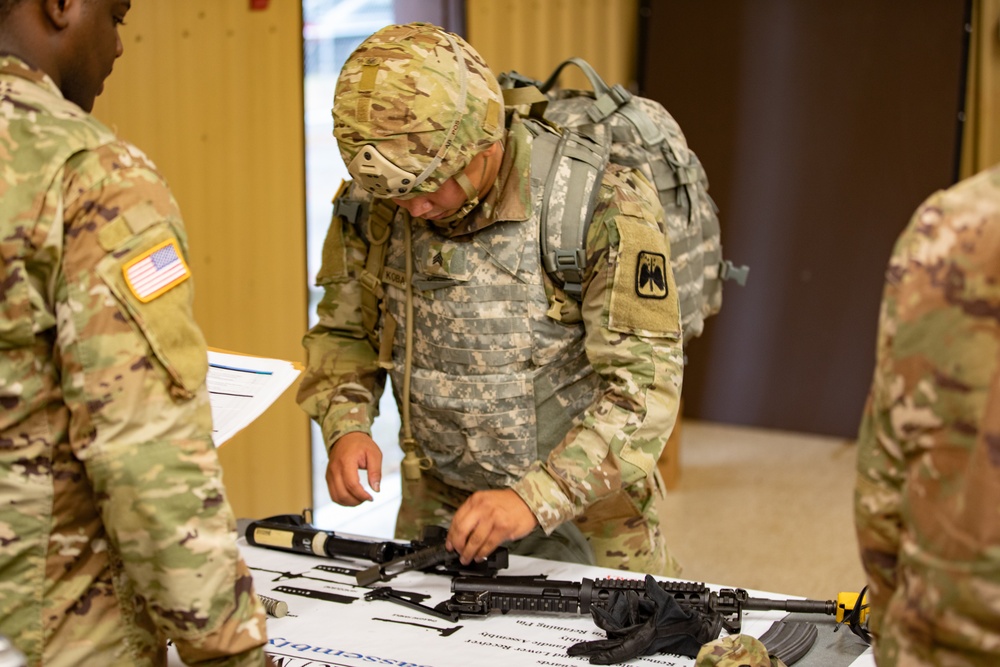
[207,349,301,446]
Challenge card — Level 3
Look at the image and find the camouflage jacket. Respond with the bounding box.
[855,164,1000,664]
[0,56,267,666]
[299,113,684,532]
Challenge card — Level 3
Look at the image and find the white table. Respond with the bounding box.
[170,537,872,667]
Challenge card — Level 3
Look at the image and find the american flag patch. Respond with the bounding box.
[123,239,191,302]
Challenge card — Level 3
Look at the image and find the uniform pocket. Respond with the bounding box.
[411,232,474,281]
[0,259,36,349]
[95,223,208,397]
[0,257,53,439]
[407,368,538,489]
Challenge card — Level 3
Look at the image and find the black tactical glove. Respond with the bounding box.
[567,575,723,664]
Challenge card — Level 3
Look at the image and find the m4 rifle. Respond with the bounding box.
[245,511,508,584]
[437,575,837,634]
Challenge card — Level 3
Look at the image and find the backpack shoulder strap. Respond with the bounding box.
[501,84,549,120]
[359,198,396,340]
[332,186,398,350]
[524,117,612,305]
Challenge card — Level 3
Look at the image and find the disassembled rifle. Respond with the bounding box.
[244,510,509,584]
[437,575,844,634]
[435,575,869,665]
[245,512,869,665]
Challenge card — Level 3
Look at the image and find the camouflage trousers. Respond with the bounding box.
[395,471,681,577]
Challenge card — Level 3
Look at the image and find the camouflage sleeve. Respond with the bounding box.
[296,181,385,450]
[59,143,267,665]
[853,280,905,634]
[854,166,1000,640]
[512,165,684,531]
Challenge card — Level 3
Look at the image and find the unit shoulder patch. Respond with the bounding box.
[122,239,191,302]
[636,251,668,299]
[608,216,680,337]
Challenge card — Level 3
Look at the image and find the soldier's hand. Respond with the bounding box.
[326,432,383,505]
[446,489,539,565]
[265,655,280,667]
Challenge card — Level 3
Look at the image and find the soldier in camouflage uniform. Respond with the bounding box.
[854,163,1000,666]
[298,23,684,575]
[0,1,272,665]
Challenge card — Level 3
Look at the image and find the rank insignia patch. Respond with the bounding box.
[636,251,668,299]
[123,239,191,302]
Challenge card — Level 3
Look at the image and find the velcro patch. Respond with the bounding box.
[609,217,680,336]
[382,266,407,290]
[122,239,191,303]
[619,201,646,218]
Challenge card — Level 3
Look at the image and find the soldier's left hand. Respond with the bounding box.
[446,489,538,565]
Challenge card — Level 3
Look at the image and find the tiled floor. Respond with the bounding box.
[660,420,865,601]
[312,420,867,601]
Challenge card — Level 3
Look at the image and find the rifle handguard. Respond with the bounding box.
[439,575,837,634]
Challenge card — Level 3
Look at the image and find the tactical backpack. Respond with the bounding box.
[499,58,747,345]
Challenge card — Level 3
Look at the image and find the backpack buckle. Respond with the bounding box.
[588,84,634,123]
[332,196,364,223]
[543,248,588,300]
[719,260,750,286]
[543,248,587,273]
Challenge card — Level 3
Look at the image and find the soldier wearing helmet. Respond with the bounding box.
[299,22,684,575]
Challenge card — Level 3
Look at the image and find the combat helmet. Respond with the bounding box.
[333,22,505,200]
[695,635,787,667]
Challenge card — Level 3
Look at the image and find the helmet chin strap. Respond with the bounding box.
[433,140,499,225]
[432,170,481,224]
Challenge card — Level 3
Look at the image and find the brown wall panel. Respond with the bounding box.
[92,1,311,516]
[961,0,1000,177]
[467,0,638,91]
[640,0,968,437]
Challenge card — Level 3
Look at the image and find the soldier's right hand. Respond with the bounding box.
[326,432,383,505]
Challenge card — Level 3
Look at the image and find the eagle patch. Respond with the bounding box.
[636,251,668,299]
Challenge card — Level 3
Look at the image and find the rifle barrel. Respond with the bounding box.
[744,597,836,616]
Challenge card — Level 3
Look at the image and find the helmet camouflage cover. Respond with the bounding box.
[333,22,505,198]
[696,635,787,667]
